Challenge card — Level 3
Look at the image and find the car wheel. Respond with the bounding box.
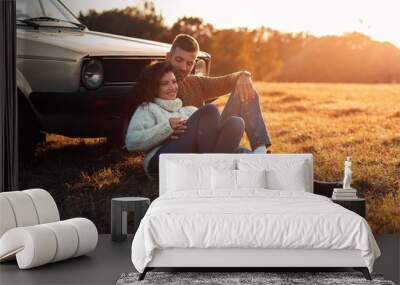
[107,116,130,148]
[18,91,42,161]
[107,131,124,147]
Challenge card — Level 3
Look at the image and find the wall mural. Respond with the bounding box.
[17,0,400,234]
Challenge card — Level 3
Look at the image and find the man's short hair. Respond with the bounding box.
[171,34,199,53]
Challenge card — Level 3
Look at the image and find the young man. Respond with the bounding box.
[165,34,272,153]
[163,34,340,193]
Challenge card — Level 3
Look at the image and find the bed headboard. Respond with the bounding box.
[159,153,313,196]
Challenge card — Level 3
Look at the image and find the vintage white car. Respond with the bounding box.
[16,0,210,158]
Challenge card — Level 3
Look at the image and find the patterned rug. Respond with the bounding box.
[116,271,396,285]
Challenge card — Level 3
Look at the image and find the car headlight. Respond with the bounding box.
[82,59,104,89]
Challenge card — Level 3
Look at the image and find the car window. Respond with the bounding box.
[16,0,80,24]
[41,0,76,22]
[16,0,44,19]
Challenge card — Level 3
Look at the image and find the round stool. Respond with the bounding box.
[111,197,150,242]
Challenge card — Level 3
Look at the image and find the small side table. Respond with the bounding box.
[331,198,366,218]
[111,197,150,242]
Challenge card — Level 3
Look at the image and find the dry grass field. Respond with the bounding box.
[19,83,400,234]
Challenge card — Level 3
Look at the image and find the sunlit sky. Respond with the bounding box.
[67,0,400,48]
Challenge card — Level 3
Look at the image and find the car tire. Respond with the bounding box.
[107,116,130,148]
[107,131,124,147]
[18,91,42,161]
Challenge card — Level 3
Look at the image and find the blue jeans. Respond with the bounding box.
[221,91,271,150]
[148,104,244,174]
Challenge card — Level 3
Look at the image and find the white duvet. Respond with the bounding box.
[131,190,380,273]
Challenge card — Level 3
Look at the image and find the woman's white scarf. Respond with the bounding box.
[153,97,182,112]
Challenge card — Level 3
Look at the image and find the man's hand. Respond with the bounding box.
[168,117,187,139]
[235,71,257,103]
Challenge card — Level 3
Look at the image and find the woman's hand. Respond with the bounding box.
[169,117,187,139]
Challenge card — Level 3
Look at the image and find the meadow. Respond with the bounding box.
[19,83,400,233]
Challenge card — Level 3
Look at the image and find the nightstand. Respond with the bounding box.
[111,197,150,242]
[331,198,366,218]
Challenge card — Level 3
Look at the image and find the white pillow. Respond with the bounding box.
[236,169,268,189]
[237,159,309,192]
[212,168,237,190]
[265,163,307,191]
[211,169,268,190]
[167,162,212,191]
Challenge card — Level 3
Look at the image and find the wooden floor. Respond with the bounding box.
[0,234,398,285]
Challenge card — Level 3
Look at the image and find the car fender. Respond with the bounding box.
[16,69,42,124]
[16,68,32,97]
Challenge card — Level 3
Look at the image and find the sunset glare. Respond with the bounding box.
[67,0,400,48]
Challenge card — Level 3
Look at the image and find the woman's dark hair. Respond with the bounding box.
[132,61,175,108]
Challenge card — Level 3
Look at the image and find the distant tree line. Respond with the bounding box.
[79,1,400,83]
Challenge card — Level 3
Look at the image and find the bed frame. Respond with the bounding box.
[140,248,371,280]
[139,154,372,281]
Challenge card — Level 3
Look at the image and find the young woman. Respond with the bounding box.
[124,61,245,175]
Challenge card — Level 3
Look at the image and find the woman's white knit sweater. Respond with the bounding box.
[124,97,197,174]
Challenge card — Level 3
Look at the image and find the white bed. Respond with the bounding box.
[131,154,380,280]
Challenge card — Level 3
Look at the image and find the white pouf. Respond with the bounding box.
[0,189,98,269]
